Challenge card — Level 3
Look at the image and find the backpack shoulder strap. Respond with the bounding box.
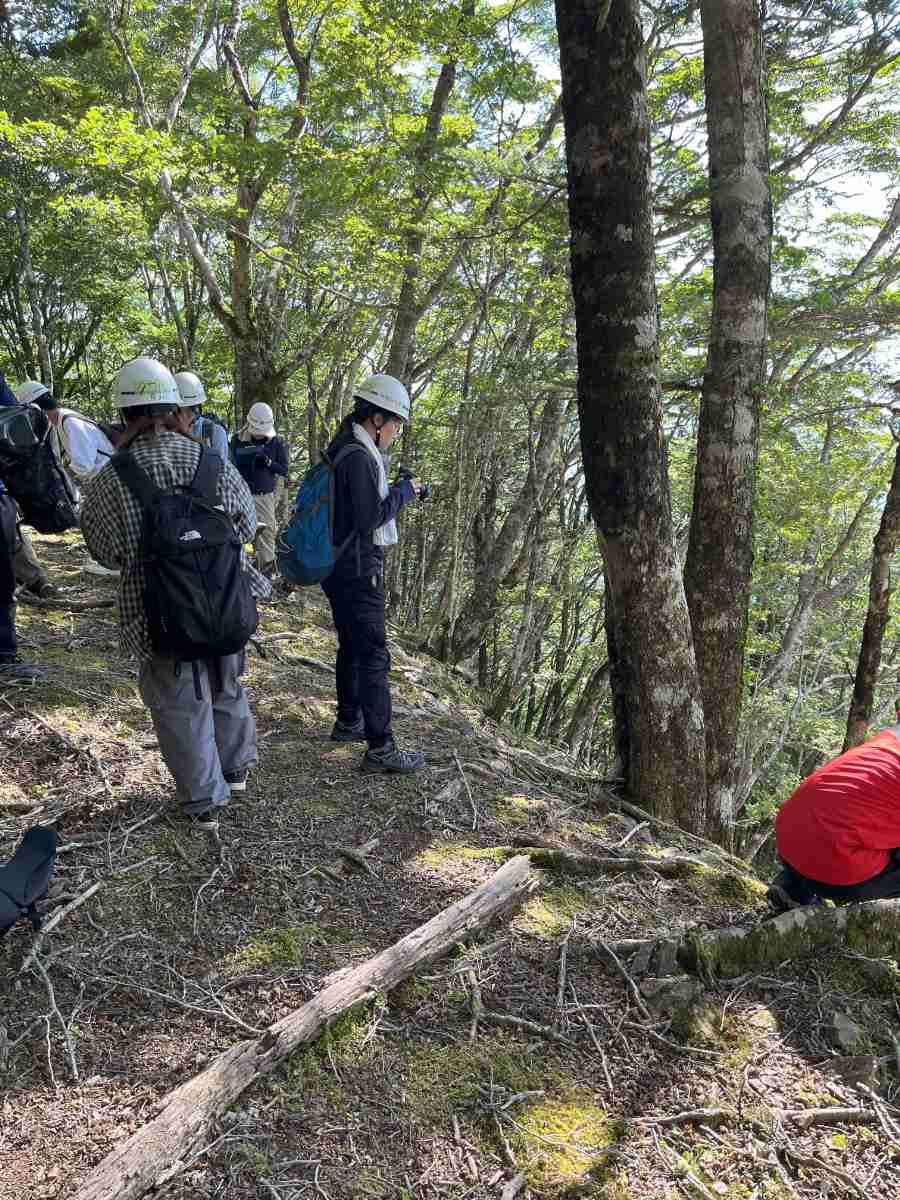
[111,451,160,511]
[190,446,223,503]
[328,442,369,470]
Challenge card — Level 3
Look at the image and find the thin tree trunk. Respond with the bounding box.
[15,199,52,387]
[844,440,900,749]
[555,0,707,832]
[684,0,772,846]
[385,49,462,383]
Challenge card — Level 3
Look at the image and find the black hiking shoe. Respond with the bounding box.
[330,717,366,743]
[361,741,425,774]
[0,655,46,682]
[224,768,250,793]
[766,869,824,913]
[28,580,58,599]
[186,809,220,835]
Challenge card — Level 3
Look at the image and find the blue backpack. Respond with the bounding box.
[276,444,367,586]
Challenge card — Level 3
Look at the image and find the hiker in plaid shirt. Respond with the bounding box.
[81,358,271,833]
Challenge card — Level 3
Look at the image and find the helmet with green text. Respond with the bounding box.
[113,357,180,414]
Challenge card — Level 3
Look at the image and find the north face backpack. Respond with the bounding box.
[276,444,368,586]
[112,447,258,660]
[0,826,58,938]
[0,405,79,533]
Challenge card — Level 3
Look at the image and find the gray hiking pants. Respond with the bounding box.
[138,651,256,816]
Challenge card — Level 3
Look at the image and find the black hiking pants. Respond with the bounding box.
[780,850,900,904]
[0,495,18,657]
[322,572,392,748]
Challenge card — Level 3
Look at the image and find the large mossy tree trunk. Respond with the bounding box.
[684,0,772,847]
[554,0,707,833]
[843,438,900,750]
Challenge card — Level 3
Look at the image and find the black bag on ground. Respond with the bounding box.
[112,447,258,660]
[0,405,79,533]
[0,825,58,938]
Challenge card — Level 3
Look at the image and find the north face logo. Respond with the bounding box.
[179,530,202,542]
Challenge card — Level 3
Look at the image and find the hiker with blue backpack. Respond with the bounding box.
[81,357,270,835]
[313,373,426,774]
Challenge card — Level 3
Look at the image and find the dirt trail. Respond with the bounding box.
[1,534,898,1200]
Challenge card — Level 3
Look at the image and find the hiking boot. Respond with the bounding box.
[0,655,46,682]
[187,809,220,835]
[84,560,120,577]
[224,768,250,793]
[766,868,824,912]
[28,580,58,599]
[362,740,425,774]
[331,717,366,743]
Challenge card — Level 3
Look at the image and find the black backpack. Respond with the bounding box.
[0,405,79,533]
[111,447,258,662]
[0,826,58,938]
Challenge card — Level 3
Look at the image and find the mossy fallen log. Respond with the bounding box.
[679,899,900,984]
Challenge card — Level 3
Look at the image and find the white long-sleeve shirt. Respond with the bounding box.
[57,410,116,480]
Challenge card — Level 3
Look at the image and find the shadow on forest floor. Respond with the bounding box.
[0,533,898,1200]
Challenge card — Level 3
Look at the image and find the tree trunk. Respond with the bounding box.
[385,57,460,384]
[844,440,900,750]
[449,391,565,663]
[15,199,52,387]
[684,0,772,846]
[71,857,533,1200]
[555,0,708,833]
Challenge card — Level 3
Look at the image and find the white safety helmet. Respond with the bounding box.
[15,379,52,406]
[246,401,276,437]
[353,373,410,422]
[113,357,180,410]
[174,370,207,408]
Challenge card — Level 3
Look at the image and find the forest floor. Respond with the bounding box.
[1,531,899,1200]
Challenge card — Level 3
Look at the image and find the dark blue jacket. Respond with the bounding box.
[0,372,17,497]
[230,433,288,495]
[325,429,414,582]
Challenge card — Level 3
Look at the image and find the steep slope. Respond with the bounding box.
[1,532,898,1200]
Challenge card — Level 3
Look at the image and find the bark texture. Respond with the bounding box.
[684,0,772,845]
[554,0,707,832]
[844,440,900,750]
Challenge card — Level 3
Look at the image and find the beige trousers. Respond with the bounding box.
[253,492,277,568]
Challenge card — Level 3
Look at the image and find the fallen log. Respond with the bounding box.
[498,842,759,890]
[680,898,900,980]
[17,592,115,612]
[71,855,534,1200]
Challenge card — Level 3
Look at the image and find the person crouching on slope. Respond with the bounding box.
[81,357,271,834]
[322,373,426,774]
[768,721,900,909]
[229,402,288,578]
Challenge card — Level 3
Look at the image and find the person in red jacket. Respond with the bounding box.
[768,724,900,909]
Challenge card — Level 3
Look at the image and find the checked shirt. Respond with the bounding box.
[81,431,271,659]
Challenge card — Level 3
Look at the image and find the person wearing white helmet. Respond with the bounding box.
[16,379,121,578]
[173,370,230,463]
[0,370,46,679]
[229,400,288,577]
[81,357,271,834]
[319,373,426,774]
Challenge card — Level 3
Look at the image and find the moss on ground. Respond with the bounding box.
[510,1091,621,1192]
[514,885,591,939]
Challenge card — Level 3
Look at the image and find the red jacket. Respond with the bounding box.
[776,729,900,885]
